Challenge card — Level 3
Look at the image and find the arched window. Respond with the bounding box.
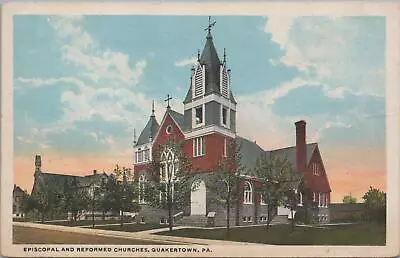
[220,65,229,98]
[298,192,303,206]
[192,64,205,98]
[243,181,253,204]
[159,148,178,202]
[139,174,147,204]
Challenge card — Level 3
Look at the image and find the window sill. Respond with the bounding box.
[297,204,303,207]
[193,123,205,129]
[243,202,253,205]
[193,154,205,158]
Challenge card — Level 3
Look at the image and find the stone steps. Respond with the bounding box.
[176,215,208,226]
[270,215,289,224]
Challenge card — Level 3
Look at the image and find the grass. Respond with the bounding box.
[158,223,386,245]
[40,219,132,227]
[13,225,162,244]
[96,223,168,232]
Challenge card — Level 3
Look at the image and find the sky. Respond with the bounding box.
[13,15,386,202]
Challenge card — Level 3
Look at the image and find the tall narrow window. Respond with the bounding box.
[243,181,253,204]
[223,138,227,157]
[144,147,149,162]
[220,66,229,98]
[195,106,203,125]
[318,192,322,207]
[193,137,205,157]
[139,175,147,204]
[193,65,204,98]
[222,107,228,126]
[299,192,303,206]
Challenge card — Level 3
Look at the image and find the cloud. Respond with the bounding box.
[311,118,352,142]
[265,16,385,97]
[174,57,197,67]
[264,16,295,49]
[48,16,147,86]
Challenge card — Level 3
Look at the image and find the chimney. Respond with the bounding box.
[295,120,307,173]
[35,154,41,173]
[93,169,97,175]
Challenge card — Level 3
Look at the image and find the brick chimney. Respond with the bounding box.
[295,120,307,173]
[93,169,97,175]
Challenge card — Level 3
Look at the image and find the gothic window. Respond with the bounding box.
[313,192,316,203]
[220,65,229,98]
[243,181,253,204]
[139,175,147,204]
[193,136,205,157]
[159,148,178,202]
[193,64,205,98]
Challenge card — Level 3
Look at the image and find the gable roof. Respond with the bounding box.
[266,143,318,170]
[167,109,184,129]
[236,135,318,176]
[36,172,109,190]
[136,114,159,146]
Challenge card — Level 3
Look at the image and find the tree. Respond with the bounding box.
[362,186,386,223]
[61,178,90,221]
[102,165,140,227]
[342,195,357,204]
[146,140,193,232]
[282,176,303,232]
[30,180,62,222]
[206,138,243,238]
[254,153,301,230]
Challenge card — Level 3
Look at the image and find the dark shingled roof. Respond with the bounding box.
[236,136,265,175]
[200,32,221,95]
[183,32,237,105]
[266,143,318,170]
[36,172,108,189]
[236,136,318,176]
[167,109,185,129]
[136,114,159,146]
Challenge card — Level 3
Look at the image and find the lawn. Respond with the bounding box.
[157,223,386,245]
[96,223,168,232]
[41,219,130,227]
[13,225,163,244]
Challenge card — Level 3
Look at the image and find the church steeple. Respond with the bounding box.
[182,17,237,136]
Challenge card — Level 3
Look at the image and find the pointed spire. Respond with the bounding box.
[133,128,137,145]
[197,49,200,61]
[223,48,226,64]
[151,100,155,117]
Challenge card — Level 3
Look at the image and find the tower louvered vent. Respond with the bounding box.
[221,66,229,98]
[193,65,204,98]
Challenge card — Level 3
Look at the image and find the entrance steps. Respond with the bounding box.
[176,215,208,227]
[270,215,289,224]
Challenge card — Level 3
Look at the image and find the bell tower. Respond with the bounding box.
[183,17,237,139]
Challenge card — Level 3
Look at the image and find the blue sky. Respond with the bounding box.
[13,15,387,200]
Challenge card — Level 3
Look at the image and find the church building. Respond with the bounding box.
[133,19,331,226]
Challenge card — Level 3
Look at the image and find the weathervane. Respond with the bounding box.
[204,16,216,33]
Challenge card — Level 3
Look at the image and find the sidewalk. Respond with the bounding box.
[13,222,264,246]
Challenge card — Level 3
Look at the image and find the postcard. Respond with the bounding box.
[1,1,399,257]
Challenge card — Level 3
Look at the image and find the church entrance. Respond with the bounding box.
[190,180,206,215]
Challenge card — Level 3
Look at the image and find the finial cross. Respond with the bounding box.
[164,94,172,109]
[204,16,216,33]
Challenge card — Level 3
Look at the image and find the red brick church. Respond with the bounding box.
[133,20,331,226]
